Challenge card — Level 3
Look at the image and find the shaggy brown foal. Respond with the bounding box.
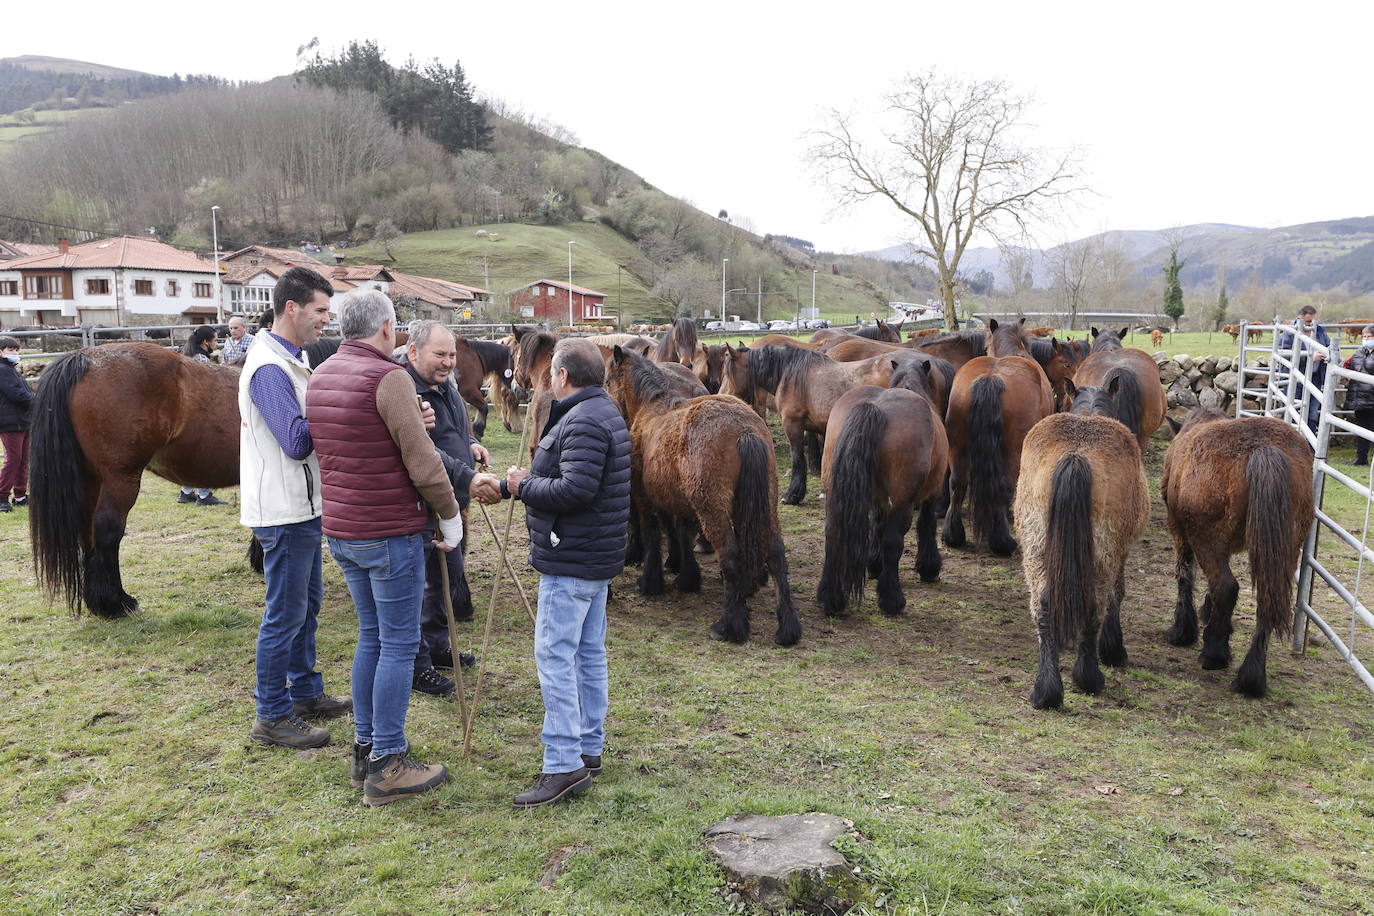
[1162,408,1314,697]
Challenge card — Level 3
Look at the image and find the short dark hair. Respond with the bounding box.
[1298,305,1318,317]
[258,307,274,329]
[0,336,20,350]
[551,338,605,388]
[272,266,333,318]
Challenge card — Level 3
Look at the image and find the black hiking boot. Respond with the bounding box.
[250,713,330,749]
[512,768,592,809]
[196,494,228,507]
[431,647,477,670]
[412,666,455,697]
[292,693,353,719]
[581,754,602,777]
[363,752,447,806]
[351,741,372,789]
[11,495,27,507]
[0,499,10,513]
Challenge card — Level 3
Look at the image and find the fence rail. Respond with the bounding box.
[1238,319,1374,695]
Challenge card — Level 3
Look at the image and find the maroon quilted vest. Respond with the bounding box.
[305,340,428,540]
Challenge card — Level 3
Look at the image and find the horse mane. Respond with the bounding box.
[1068,385,1116,418]
[584,333,642,347]
[516,331,559,383]
[621,348,689,408]
[1090,328,1125,352]
[467,338,512,375]
[749,344,828,391]
[655,317,699,362]
[888,358,938,402]
[988,320,1030,356]
[919,329,986,353]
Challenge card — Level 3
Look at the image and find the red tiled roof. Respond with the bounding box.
[0,240,59,260]
[0,236,215,273]
[388,272,478,307]
[510,279,607,298]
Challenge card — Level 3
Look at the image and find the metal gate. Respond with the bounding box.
[1237,319,1374,694]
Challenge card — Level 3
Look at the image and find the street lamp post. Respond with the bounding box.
[210,206,223,324]
[811,269,817,319]
[720,258,728,320]
[567,240,576,327]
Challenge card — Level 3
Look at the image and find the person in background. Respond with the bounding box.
[1342,323,1374,466]
[1278,304,1331,435]
[258,307,275,334]
[0,335,33,513]
[241,266,352,752]
[178,326,227,507]
[500,338,631,809]
[222,315,255,364]
[403,320,501,698]
[306,289,463,806]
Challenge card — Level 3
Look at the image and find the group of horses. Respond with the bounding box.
[25,314,1316,706]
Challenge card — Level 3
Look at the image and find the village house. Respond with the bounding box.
[218,245,377,317]
[0,236,219,327]
[507,279,611,324]
[0,240,58,263]
[387,272,493,321]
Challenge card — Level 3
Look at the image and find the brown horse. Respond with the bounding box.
[30,343,241,618]
[654,317,699,365]
[512,327,559,458]
[605,347,800,646]
[1070,327,1167,453]
[818,336,923,360]
[457,336,520,439]
[942,319,1054,556]
[1161,408,1314,697]
[810,321,900,346]
[692,343,727,394]
[1014,381,1149,708]
[817,359,950,618]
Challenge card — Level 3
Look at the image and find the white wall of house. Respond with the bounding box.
[0,267,218,324]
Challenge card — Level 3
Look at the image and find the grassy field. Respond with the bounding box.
[2,419,1373,915]
[350,224,896,327]
[0,108,91,150]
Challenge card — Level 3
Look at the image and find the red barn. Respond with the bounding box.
[508,279,611,324]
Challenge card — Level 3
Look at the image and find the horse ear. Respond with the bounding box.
[1051,337,1062,353]
[889,358,901,373]
[612,345,625,362]
[989,318,999,332]
[1091,326,1100,338]
[1119,327,1130,340]
[1018,317,1027,327]
[1107,374,1122,396]
[1166,415,1184,436]
[921,358,932,375]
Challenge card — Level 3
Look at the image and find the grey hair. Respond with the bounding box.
[551,338,605,388]
[408,319,454,351]
[336,289,395,340]
[227,315,246,326]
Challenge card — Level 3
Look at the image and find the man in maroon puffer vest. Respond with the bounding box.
[306,289,464,806]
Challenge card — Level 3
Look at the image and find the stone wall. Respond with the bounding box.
[1152,351,1244,426]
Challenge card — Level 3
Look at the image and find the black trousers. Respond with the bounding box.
[414,532,473,671]
[1354,408,1374,462]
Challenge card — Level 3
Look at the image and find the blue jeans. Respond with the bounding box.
[535,574,610,773]
[327,533,425,757]
[252,518,325,720]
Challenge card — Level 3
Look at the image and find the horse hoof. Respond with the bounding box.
[774,622,802,647]
[1164,623,1197,647]
[1199,650,1231,670]
[1030,686,1063,710]
[990,536,1018,557]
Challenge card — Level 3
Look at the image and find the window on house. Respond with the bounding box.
[23,274,66,299]
[166,280,179,297]
[85,278,111,295]
[193,282,213,298]
[0,280,17,296]
[134,279,154,296]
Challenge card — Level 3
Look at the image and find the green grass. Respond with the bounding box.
[350,223,897,326]
[2,421,1374,915]
[0,107,92,150]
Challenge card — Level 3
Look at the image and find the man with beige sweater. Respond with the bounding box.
[306,289,463,806]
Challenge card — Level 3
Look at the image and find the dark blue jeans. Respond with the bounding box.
[327,533,425,758]
[252,517,325,720]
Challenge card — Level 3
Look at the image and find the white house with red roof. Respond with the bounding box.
[0,236,220,327]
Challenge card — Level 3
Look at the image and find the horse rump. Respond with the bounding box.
[817,402,885,615]
[967,375,1017,555]
[1043,454,1095,647]
[28,349,93,614]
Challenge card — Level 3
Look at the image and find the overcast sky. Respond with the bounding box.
[15,0,1373,253]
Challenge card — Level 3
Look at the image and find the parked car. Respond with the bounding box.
[804,318,831,330]
[736,321,762,332]
[705,320,725,331]
[767,320,798,331]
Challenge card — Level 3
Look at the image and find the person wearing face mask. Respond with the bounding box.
[1342,324,1374,466]
[0,336,33,513]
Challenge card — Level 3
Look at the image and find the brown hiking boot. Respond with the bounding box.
[363,752,447,806]
[512,767,592,809]
[292,693,353,719]
[250,713,329,749]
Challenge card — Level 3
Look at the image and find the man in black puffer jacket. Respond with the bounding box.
[1342,324,1374,465]
[502,337,631,809]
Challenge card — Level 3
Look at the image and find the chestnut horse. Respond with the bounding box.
[817,359,950,618]
[942,319,1054,556]
[1070,327,1167,453]
[512,327,559,459]
[654,317,700,365]
[1162,408,1314,697]
[30,343,240,618]
[1014,380,1149,709]
[605,347,800,646]
[692,342,727,393]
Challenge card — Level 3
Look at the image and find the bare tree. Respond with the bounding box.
[1049,238,1097,330]
[809,70,1083,329]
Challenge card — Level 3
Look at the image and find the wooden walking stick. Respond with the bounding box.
[477,500,536,624]
[434,514,470,733]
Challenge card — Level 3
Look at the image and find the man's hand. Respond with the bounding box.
[434,512,463,552]
[506,465,530,497]
[470,442,490,467]
[469,472,502,505]
[419,399,436,431]
[1314,351,1327,363]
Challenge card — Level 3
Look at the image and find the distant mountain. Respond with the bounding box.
[859,218,1374,293]
[0,56,153,80]
[0,56,226,116]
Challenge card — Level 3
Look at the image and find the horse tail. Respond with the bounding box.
[1043,454,1095,647]
[967,374,1016,555]
[29,348,93,613]
[1245,447,1296,640]
[732,431,775,591]
[1106,367,1142,440]
[818,402,885,613]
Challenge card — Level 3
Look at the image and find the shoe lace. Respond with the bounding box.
[282,713,314,734]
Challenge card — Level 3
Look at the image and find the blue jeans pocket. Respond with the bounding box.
[253,527,283,552]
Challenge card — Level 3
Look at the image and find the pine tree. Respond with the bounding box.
[1163,250,1185,328]
[1211,282,1229,330]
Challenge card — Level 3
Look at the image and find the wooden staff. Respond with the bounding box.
[434,515,469,733]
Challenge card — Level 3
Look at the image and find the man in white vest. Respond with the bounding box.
[240,266,352,748]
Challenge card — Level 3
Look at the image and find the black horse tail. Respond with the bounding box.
[732,431,775,592]
[28,349,92,614]
[1043,454,1095,647]
[1245,447,1296,641]
[817,402,884,614]
[967,375,1016,555]
[1106,367,1142,440]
